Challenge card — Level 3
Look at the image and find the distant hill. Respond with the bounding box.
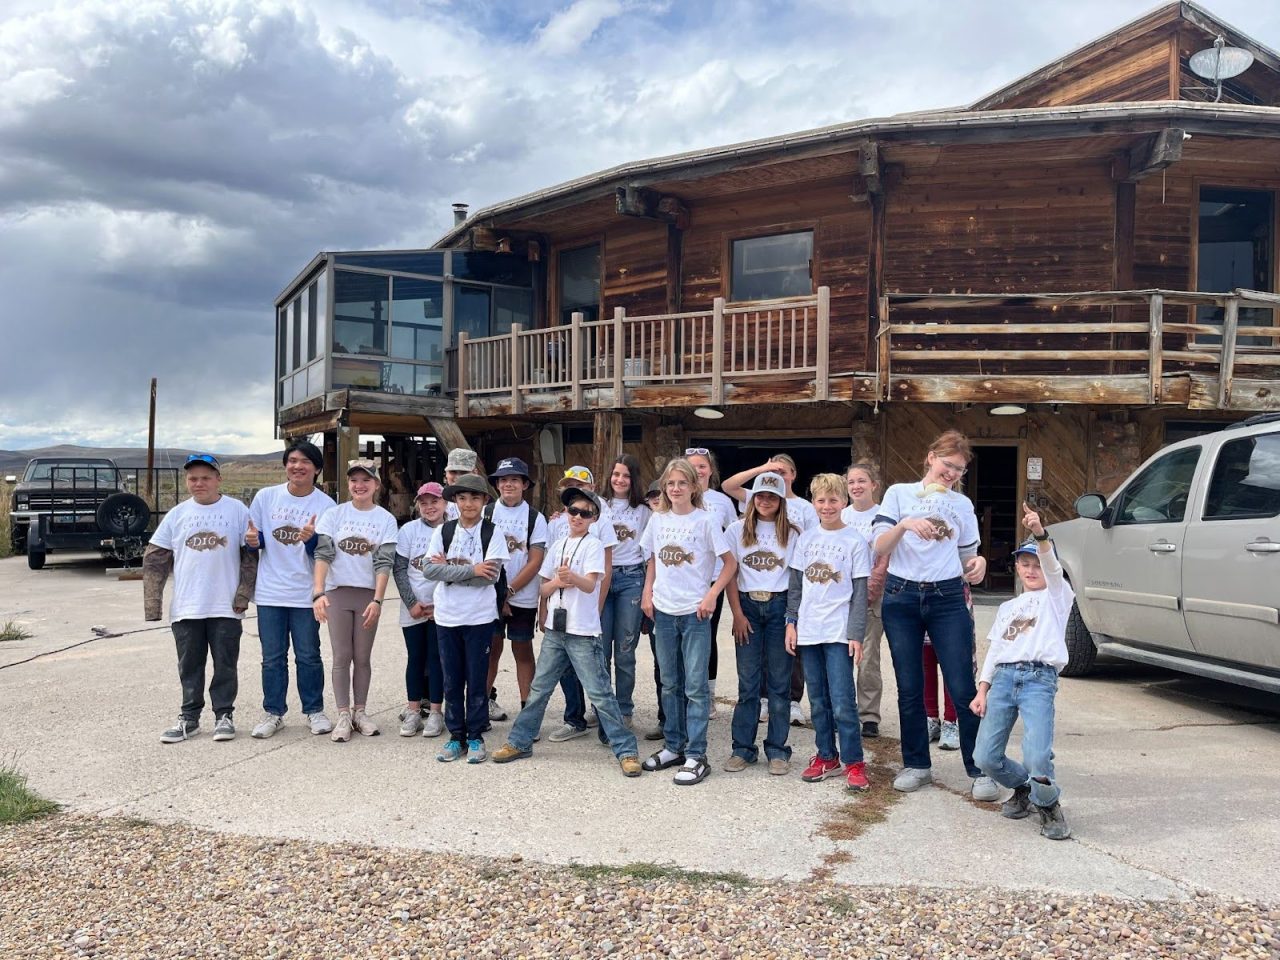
[0,444,280,474]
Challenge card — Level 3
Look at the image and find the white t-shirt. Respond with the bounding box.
[785,496,819,532]
[426,519,511,628]
[840,503,880,550]
[487,500,548,609]
[726,518,795,594]
[546,501,619,551]
[149,495,250,623]
[790,524,871,646]
[445,502,460,521]
[873,483,979,583]
[539,535,606,636]
[607,498,651,566]
[980,550,1075,683]
[249,483,336,607]
[315,502,399,590]
[701,488,738,530]
[396,517,441,627]
[640,509,730,616]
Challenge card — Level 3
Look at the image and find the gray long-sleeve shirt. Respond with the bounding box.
[785,569,869,642]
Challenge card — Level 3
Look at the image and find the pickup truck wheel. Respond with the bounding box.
[27,547,46,570]
[1059,600,1097,677]
[96,493,151,537]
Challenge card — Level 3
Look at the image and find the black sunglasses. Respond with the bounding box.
[565,506,597,519]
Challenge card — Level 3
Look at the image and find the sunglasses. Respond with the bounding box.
[683,447,710,457]
[563,468,591,482]
[185,453,219,469]
[565,506,597,519]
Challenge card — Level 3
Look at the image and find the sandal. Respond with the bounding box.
[642,750,685,772]
[673,757,710,786]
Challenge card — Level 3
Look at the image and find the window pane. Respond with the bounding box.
[415,365,442,396]
[333,271,388,356]
[455,285,492,341]
[559,244,600,324]
[1205,434,1280,519]
[333,251,445,275]
[291,296,303,369]
[378,362,443,396]
[731,232,813,301]
[331,355,383,390]
[1196,188,1275,346]
[314,270,328,359]
[284,301,296,372]
[306,283,318,363]
[454,251,532,286]
[494,287,531,336]
[391,277,444,362]
[281,375,294,407]
[277,307,288,378]
[307,361,325,398]
[1114,446,1201,524]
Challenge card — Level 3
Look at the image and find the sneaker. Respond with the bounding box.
[307,713,333,736]
[619,755,643,778]
[643,724,665,741]
[759,698,768,723]
[861,721,880,739]
[768,757,791,776]
[801,754,841,782]
[352,710,380,737]
[212,715,236,742]
[789,702,807,727]
[844,761,869,792]
[893,767,934,792]
[437,738,465,762]
[1002,784,1033,820]
[251,714,284,739]
[399,710,424,737]
[927,717,941,742]
[489,696,508,722]
[971,775,1001,802]
[585,706,599,728]
[548,723,588,743]
[1037,801,1072,840]
[722,755,750,773]
[466,738,487,764]
[331,711,353,743]
[938,720,959,751]
[492,742,532,764]
[160,717,199,743]
[423,710,445,738]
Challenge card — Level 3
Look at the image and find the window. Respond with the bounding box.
[731,231,813,302]
[1204,433,1280,520]
[1197,187,1275,346]
[334,251,445,275]
[333,271,389,356]
[455,252,532,286]
[391,277,444,362]
[1113,446,1201,525]
[559,243,600,324]
[306,282,318,363]
[494,287,532,334]
[454,284,492,342]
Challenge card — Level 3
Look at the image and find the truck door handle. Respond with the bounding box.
[1246,541,1280,554]
[1147,542,1177,553]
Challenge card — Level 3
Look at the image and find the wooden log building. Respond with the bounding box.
[274,2,1280,589]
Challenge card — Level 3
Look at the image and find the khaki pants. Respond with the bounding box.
[856,600,885,724]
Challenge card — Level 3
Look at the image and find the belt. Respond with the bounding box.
[744,589,784,602]
[614,563,646,574]
[886,574,964,590]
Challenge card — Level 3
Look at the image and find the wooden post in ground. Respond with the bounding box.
[612,306,625,406]
[336,423,359,503]
[145,377,157,507]
[1218,298,1239,410]
[593,411,622,487]
[455,332,469,418]
[711,297,725,406]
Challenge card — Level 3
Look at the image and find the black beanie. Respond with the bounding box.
[283,439,324,472]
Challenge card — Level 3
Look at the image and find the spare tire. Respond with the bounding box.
[1059,600,1098,677]
[96,493,151,537]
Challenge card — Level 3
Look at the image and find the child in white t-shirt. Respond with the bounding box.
[392,482,447,738]
[785,473,871,792]
[972,503,1075,840]
[840,462,890,739]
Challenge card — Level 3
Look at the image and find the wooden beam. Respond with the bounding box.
[887,290,1227,309]
[1218,298,1239,410]
[885,374,1187,405]
[615,185,689,227]
[665,223,683,315]
[857,140,882,196]
[345,390,456,420]
[889,349,1149,362]
[427,415,471,454]
[816,286,830,401]
[1148,293,1164,403]
[570,312,583,410]
[335,423,359,503]
[592,411,622,485]
[455,332,469,417]
[711,297,725,406]
[1124,128,1184,182]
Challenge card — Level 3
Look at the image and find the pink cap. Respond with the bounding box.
[416,481,445,500]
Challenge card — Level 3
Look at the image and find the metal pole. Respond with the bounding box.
[145,378,156,505]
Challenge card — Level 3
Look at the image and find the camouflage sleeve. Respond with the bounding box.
[234,546,258,611]
[846,577,868,642]
[392,553,415,606]
[372,542,396,577]
[314,534,336,565]
[142,545,173,621]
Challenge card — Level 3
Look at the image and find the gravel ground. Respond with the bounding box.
[2,817,1277,960]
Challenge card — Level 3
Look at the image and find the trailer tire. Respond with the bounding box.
[96,493,151,538]
[1059,601,1098,677]
[27,547,46,570]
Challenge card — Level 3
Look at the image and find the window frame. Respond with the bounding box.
[1111,445,1203,526]
[1202,431,1280,522]
[724,224,817,305]
[552,238,604,327]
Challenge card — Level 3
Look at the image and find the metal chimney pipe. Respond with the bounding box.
[452,202,469,225]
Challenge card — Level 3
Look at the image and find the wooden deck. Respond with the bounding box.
[454,287,1279,417]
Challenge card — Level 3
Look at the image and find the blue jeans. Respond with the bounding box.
[256,605,324,716]
[974,662,1061,807]
[654,610,712,759]
[600,564,644,716]
[437,622,492,741]
[509,630,638,759]
[559,662,588,730]
[730,592,792,762]
[882,575,981,777]
[402,621,443,704]
[800,642,863,764]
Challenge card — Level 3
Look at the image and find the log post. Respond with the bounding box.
[455,332,469,418]
[1147,293,1164,403]
[570,311,583,410]
[593,410,622,485]
[335,422,359,503]
[612,306,625,406]
[1218,297,1240,410]
[816,286,831,401]
[877,295,891,401]
[510,323,523,415]
[711,297,725,405]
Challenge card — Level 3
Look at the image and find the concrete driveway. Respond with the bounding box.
[2,552,1278,902]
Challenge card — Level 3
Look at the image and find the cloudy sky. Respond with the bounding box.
[1,0,1277,454]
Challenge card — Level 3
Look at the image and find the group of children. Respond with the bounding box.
[144,431,1074,840]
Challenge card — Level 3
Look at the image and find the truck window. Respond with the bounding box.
[1204,433,1280,521]
[1112,446,1201,525]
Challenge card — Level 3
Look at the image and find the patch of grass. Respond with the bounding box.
[0,765,60,826]
[0,494,12,560]
[816,738,905,844]
[817,893,857,916]
[0,620,32,643]
[568,862,752,888]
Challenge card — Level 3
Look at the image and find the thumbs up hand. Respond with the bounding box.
[301,514,317,541]
[245,519,260,548]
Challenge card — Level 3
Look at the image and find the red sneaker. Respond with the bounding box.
[801,754,841,782]
[844,761,869,792]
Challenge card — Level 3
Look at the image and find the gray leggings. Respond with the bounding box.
[326,586,377,710]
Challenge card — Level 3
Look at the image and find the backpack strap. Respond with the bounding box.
[441,519,458,553]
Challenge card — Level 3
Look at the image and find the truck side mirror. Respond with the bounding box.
[1075,493,1107,522]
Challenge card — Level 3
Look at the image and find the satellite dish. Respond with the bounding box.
[1188,35,1254,102]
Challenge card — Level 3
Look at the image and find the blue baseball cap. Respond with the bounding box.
[184,453,220,472]
[1012,537,1049,558]
[489,457,531,482]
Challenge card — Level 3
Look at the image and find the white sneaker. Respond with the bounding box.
[489,696,508,722]
[893,767,934,792]
[307,713,333,736]
[585,706,599,728]
[212,715,236,742]
[972,776,1001,802]
[251,714,284,739]
[789,701,807,727]
[352,710,380,737]
[331,711,353,743]
[759,698,768,723]
[422,710,445,738]
[399,710,424,737]
[938,720,960,751]
[927,717,942,742]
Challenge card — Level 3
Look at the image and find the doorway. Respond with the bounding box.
[968,444,1020,593]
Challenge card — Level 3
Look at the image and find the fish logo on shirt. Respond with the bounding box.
[185,531,228,551]
[613,524,635,542]
[504,533,525,553]
[658,545,695,567]
[337,536,374,556]
[924,516,955,541]
[273,525,305,546]
[410,554,426,572]
[445,557,472,567]
[742,550,785,571]
[1002,615,1037,642]
[804,562,842,585]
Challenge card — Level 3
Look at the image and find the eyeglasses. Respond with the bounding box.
[936,457,967,477]
[565,506,597,519]
[563,468,591,482]
[683,447,710,457]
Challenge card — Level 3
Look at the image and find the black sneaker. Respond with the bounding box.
[861,721,880,739]
[1001,784,1032,819]
[160,717,199,743]
[1037,801,1071,840]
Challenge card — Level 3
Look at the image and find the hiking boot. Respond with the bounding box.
[619,755,643,778]
[160,717,199,743]
[489,695,508,722]
[422,710,445,738]
[938,720,960,751]
[861,721,880,739]
[927,717,941,742]
[971,776,1001,802]
[352,710,380,737]
[331,711,353,743]
[437,738,465,762]
[801,754,841,782]
[1002,784,1033,820]
[1037,801,1071,840]
[722,755,751,773]
[307,713,333,736]
[251,714,284,739]
[768,757,791,776]
[466,738,487,764]
[212,715,236,742]
[893,767,933,792]
[548,723,587,743]
[492,742,532,764]
[844,761,870,792]
[789,702,807,727]
[399,710,424,737]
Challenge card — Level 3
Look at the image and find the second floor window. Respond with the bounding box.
[731,231,813,301]
[559,243,601,324]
